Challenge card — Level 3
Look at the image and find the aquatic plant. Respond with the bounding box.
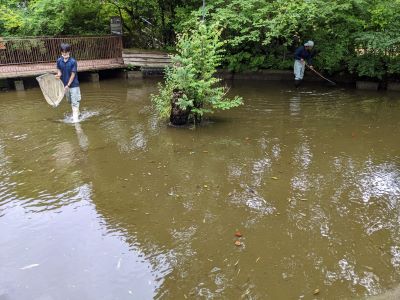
[151,21,243,125]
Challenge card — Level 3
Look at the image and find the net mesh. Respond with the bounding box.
[36,73,65,107]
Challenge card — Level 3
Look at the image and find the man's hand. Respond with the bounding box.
[300,58,305,64]
[55,74,61,79]
[309,65,314,70]
[64,85,69,92]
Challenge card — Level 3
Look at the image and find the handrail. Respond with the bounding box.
[0,36,123,66]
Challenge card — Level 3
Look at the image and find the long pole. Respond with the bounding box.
[306,64,336,85]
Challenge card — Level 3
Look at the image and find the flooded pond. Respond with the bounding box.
[0,78,400,299]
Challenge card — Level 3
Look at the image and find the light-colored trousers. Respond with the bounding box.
[65,87,81,107]
[294,59,305,80]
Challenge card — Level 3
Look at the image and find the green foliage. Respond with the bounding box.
[1,0,400,80]
[0,1,27,35]
[26,0,107,36]
[348,53,386,80]
[177,0,399,79]
[125,63,140,71]
[348,0,400,80]
[0,0,110,36]
[151,22,243,121]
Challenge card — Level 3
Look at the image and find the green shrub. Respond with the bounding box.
[151,22,243,123]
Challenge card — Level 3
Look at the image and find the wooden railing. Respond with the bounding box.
[0,35,123,66]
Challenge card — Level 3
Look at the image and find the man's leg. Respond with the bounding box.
[294,60,304,87]
[69,87,81,123]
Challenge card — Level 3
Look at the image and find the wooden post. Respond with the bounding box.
[89,72,99,82]
[14,80,25,91]
[127,71,143,79]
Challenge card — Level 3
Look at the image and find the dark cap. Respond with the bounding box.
[60,43,71,52]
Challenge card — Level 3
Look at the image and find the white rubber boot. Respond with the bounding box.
[72,106,80,123]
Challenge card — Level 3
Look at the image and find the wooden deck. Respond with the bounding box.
[122,51,172,69]
[0,59,124,79]
[0,49,173,79]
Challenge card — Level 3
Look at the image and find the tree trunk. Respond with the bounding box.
[170,89,190,125]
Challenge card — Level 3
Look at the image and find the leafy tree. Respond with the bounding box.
[25,0,108,36]
[151,22,243,125]
[104,0,200,48]
[1,0,400,80]
[348,0,400,80]
[0,0,27,35]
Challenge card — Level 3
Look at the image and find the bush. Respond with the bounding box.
[151,22,243,124]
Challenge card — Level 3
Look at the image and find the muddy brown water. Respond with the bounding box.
[0,79,399,300]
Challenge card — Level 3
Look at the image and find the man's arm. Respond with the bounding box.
[65,60,77,89]
[55,60,62,79]
[65,72,76,88]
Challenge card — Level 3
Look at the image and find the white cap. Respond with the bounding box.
[304,40,314,47]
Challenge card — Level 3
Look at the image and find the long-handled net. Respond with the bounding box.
[36,73,65,107]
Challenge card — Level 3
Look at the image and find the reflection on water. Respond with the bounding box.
[74,123,89,151]
[0,79,399,299]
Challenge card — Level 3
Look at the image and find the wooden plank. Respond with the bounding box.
[122,53,171,59]
[123,48,172,55]
[137,64,169,68]
[123,60,171,65]
[123,58,171,62]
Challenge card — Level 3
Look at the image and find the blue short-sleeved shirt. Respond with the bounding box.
[56,57,79,88]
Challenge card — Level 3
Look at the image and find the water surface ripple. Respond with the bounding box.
[0,79,399,299]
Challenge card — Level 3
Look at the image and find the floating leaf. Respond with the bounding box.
[270,176,278,180]
[235,240,241,246]
[235,231,242,237]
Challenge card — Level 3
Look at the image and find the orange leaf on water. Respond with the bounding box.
[235,231,242,237]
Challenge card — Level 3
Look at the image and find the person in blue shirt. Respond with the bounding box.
[55,43,81,122]
[294,40,315,87]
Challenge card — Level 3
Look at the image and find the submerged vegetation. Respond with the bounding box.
[1,0,400,80]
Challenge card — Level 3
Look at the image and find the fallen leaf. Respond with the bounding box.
[313,289,320,295]
[235,231,242,237]
[270,176,278,180]
[235,240,241,246]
